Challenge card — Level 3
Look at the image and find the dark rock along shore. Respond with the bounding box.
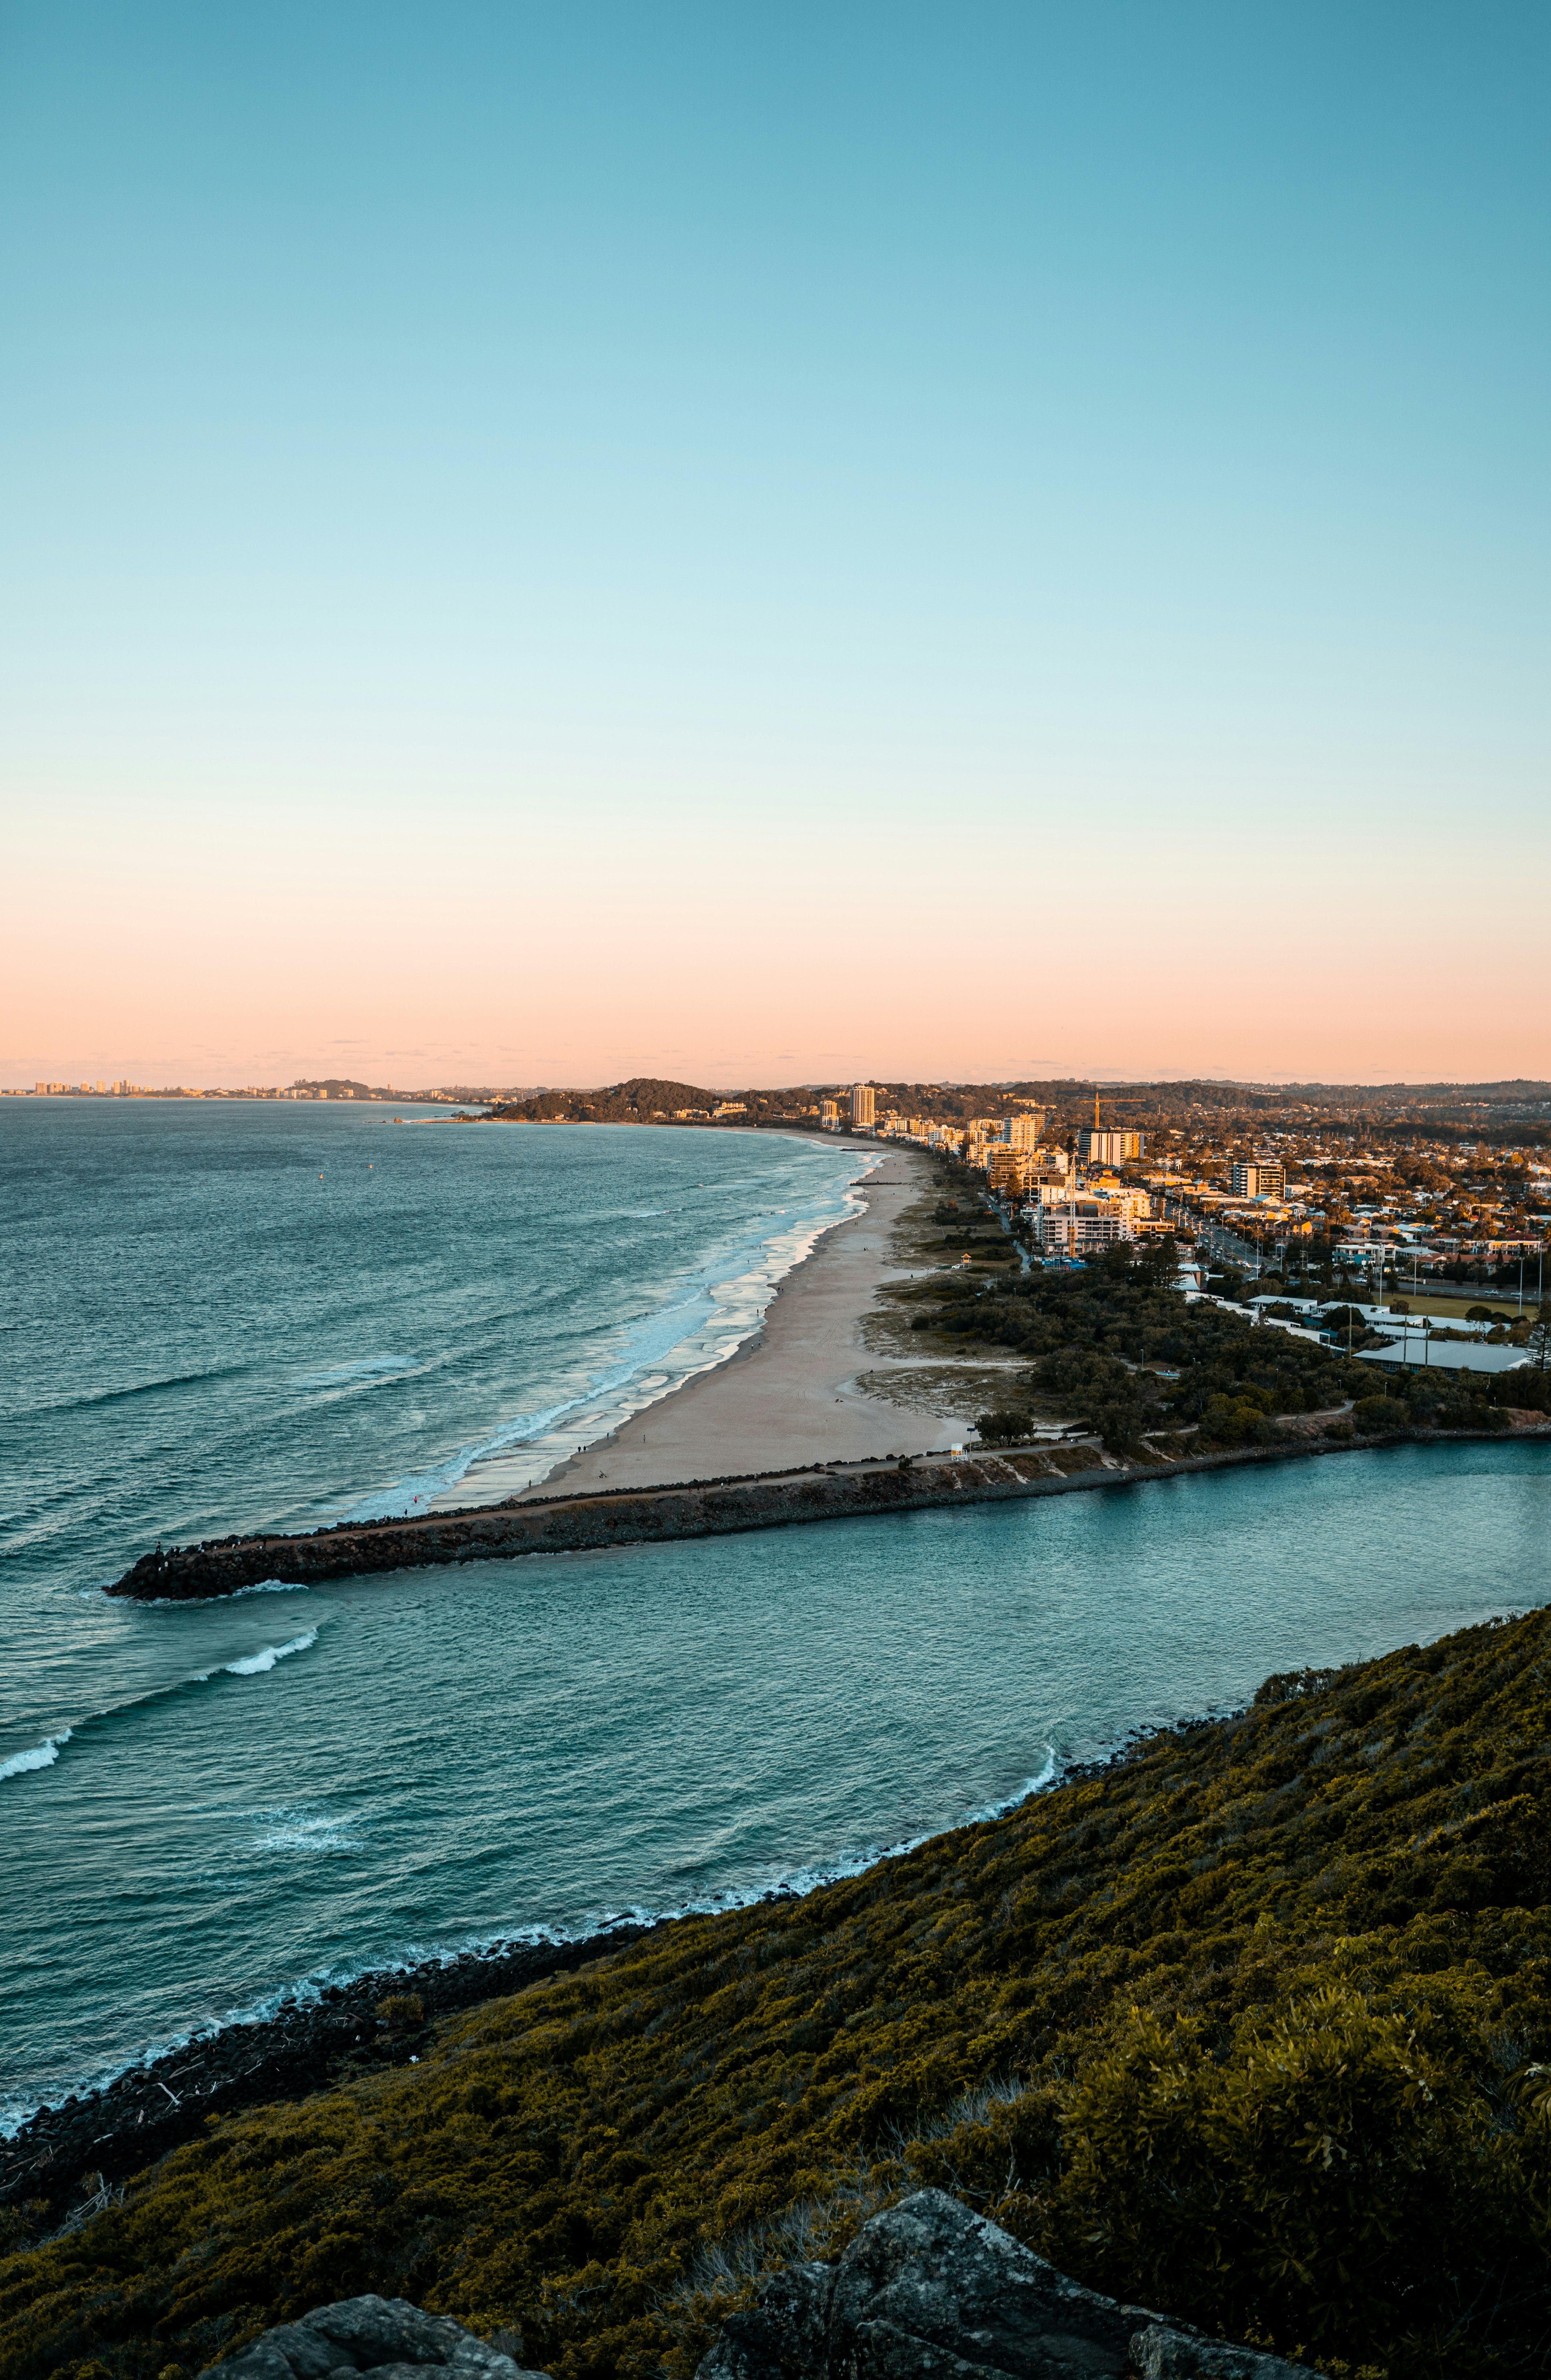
[1,1699,1215,2239]
[0,1926,656,2234]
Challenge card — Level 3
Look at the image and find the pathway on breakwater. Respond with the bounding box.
[107,1426,1545,1601]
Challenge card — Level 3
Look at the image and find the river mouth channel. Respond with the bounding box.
[4,1435,1547,2131]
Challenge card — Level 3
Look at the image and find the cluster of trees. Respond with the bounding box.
[916,1241,1545,1454]
[925,1249,1365,1453]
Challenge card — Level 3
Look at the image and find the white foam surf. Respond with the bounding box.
[211,1630,318,1678]
[1,1631,324,1792]
[335,1140,885,1519]
[0,1730,72,1783]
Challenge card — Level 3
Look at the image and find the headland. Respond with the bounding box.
[6,1604,1548,2380]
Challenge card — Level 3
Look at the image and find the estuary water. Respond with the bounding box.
[2,1102,1549,2129]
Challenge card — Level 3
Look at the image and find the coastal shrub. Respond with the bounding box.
[974,1409,1034,1444]
[1089,1396,1145,1454]
[1352,1395,1408,1434]
[904,1266,1545,1442]
[1196,1395,1275,1447]
[6,1611,1551,2380]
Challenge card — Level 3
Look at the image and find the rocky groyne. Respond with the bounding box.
[100,1430,1503,1603]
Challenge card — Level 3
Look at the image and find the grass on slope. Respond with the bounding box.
[4,1610,1549,2380]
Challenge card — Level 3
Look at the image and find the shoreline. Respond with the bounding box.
[504,1143,957,1500]
[424,1133,922,1511]
[0,1640,1318,2223]
[0,1924,659,2221]
[20,1430,1551,2221]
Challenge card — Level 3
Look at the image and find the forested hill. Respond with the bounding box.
[487,1078,812,1123]
[6,1607,1550,2379]
[482,1076,1551,1141]
[494,1078,705,1120]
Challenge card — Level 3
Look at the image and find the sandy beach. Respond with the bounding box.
[515,1145,963,1496]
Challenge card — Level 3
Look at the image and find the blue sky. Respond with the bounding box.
[3,3,1547,1085]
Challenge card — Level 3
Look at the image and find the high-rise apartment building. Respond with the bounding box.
[1079,1129,1144,1165]
[1004,1113,1045,1149]
[987,1147,1034,1195]
[850,1083,876,1128]
[1035,1202,1133,1254]
[1231,1160,1285,1199]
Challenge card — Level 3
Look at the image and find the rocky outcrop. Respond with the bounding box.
[193,2195,1319,2380]
[198,2291,539,2377]
[696,2191,1321,2380]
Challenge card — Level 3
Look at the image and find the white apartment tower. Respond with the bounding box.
[850,1083,876,1128]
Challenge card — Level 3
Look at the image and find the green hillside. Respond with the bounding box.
[5,1608,1549,2380]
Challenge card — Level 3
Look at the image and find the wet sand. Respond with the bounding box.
[518,1147,959,1497]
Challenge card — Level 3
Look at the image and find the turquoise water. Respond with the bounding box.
[2,1105,1548,2128]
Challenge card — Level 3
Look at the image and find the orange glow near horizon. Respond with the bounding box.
[5,782,1545,1090]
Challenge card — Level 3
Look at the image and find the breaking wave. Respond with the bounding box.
[207,1631,318,1678]
[337,1144,883,1518]
[0,1730,72,1783]
[0,1632,324,1787]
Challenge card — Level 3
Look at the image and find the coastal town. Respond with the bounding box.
[19,1066,1548,1330]
[863,1085,1550,1288]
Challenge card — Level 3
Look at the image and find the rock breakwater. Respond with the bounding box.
[104,1434,1447,1603]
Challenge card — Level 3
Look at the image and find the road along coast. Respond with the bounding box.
[103,1425,1545,1603]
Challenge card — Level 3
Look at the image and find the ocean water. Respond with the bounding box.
[3,1103,1549,2130]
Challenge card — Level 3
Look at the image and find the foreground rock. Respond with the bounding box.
[193,2191,1324,2380]
[697,2190,1321,2380]
[199,2291,539,2376]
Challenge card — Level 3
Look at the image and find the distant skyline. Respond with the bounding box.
[4,2,1547,1089]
